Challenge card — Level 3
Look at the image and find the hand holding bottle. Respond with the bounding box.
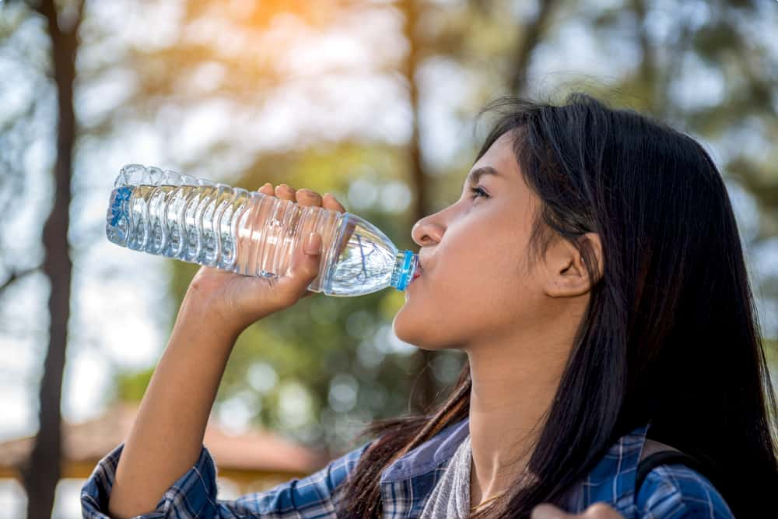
[107,164,419,299]
[105,174,415,517]
[179,182,348,336]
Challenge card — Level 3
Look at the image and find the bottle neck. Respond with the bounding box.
[390,250,418,291]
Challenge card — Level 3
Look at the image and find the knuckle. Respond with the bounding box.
[297,189,321,202]
[323,193,347,212]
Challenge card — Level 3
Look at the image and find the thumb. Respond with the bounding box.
[531,504,572,519]
[273,232,323,302]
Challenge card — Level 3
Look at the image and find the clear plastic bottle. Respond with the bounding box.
[105,164,419,296]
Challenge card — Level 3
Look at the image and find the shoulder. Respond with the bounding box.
[81,439,376,518]
[636,463,735,518]
[223,438,375,516]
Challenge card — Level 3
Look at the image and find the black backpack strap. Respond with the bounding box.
[635,451,708,493]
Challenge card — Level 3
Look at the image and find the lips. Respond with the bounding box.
[410,259,425,283]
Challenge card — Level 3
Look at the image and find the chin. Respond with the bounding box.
[391,310,454,352]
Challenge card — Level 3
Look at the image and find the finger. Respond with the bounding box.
[322,192,351,258]
[295,188,323,208]
[275,183,296,202]
[259,185,322,299]
[292,189,322,298]
[531,504,571,519]
[322,192,347,213]
[273,232,322,305]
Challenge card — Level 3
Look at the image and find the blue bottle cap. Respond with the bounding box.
[392,250,417,291]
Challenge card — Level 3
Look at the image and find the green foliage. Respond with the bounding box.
[60,0,778,451]
[145,141,429,451]
[116,367,155,403]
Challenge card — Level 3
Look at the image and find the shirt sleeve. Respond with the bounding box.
[81,438,376,519]
[635,464,736,519]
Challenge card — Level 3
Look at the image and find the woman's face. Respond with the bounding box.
[394,131,551,352]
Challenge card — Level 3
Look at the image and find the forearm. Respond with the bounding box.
[108,306,239,518]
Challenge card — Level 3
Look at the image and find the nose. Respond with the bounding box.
[411,213,444,247]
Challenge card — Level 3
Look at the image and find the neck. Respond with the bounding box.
[465,329,573,506]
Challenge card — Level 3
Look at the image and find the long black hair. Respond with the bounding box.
[336,93,778,518]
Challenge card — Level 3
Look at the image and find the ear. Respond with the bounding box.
[542,233,603,298]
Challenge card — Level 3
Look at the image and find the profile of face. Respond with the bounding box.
[393,131,599,354]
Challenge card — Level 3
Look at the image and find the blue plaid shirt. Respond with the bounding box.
[81,417,734,518]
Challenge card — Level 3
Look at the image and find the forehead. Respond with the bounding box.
[469,132,522,184]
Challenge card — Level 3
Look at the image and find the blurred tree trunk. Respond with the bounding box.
[509,0,560,95]
[20,1,81,517]
[399,0,437,415]
[399,0,562,414]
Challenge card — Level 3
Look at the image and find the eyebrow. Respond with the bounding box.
[465,166,502,185]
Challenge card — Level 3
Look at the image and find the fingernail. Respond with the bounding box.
[305,232,321,255]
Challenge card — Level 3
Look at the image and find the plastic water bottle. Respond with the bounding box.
[105,164,419,296]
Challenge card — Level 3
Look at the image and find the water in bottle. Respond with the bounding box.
[105,164,419,296]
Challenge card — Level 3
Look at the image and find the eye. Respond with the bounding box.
[469,185,489,200]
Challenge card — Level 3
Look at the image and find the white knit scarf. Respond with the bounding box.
[419,434,473,518]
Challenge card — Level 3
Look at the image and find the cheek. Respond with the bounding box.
[447,242,533,317]
[393,236,536,348]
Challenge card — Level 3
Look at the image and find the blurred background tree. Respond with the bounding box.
[0,0,776,517]
[0,1,80,517]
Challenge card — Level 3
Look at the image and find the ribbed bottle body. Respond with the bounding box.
[105,165,418,296]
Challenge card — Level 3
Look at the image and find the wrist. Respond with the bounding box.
[174,298,244,346]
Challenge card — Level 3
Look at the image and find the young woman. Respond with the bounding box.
[82,94,778,519]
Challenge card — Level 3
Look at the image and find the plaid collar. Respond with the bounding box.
[378,416,651,517]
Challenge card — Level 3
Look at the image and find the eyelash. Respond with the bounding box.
[469,185,489,200]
